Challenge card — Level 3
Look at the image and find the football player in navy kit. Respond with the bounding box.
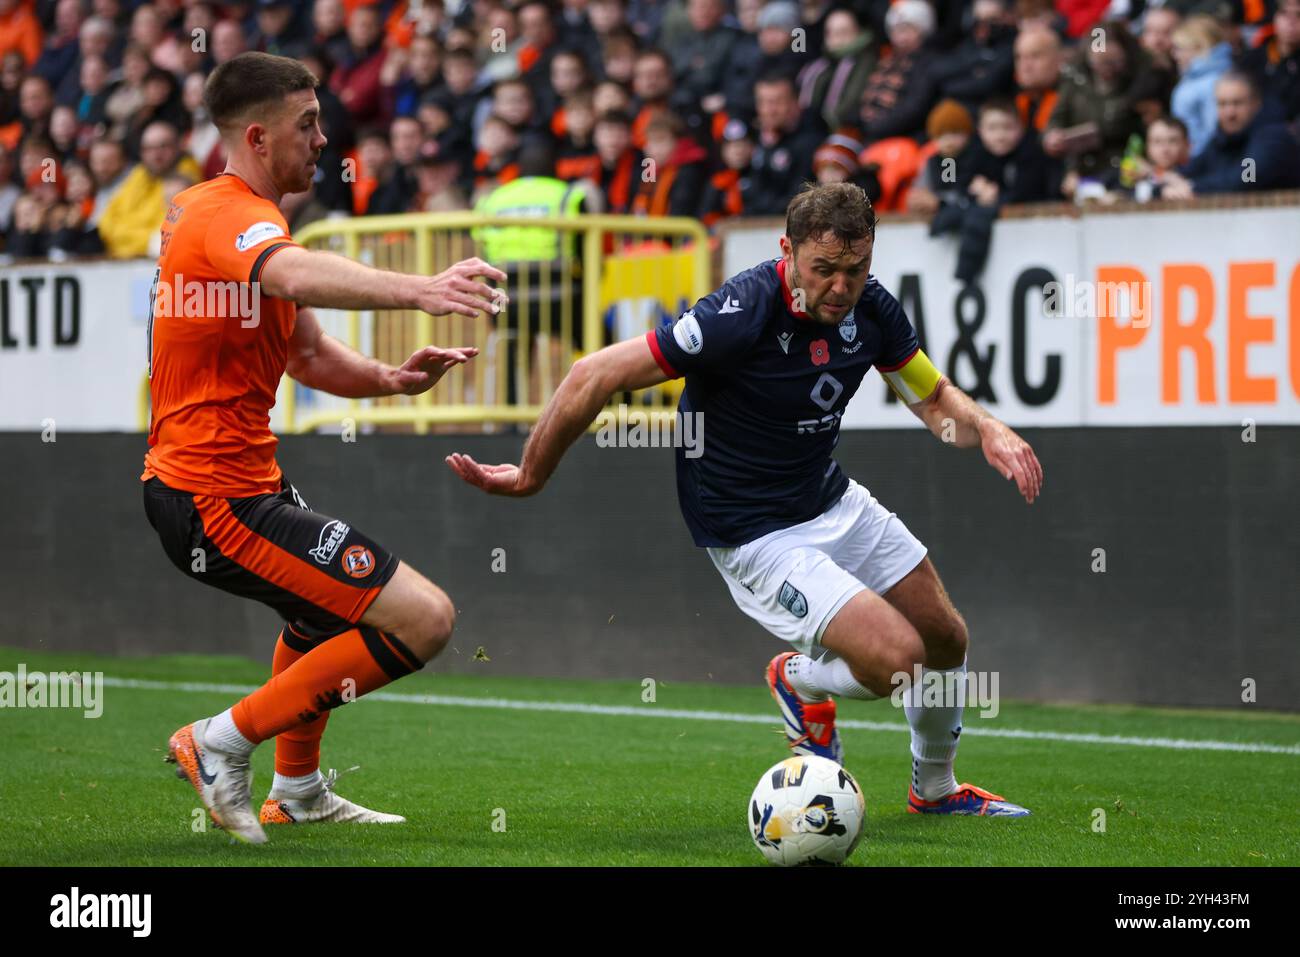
[447,182,1043,816]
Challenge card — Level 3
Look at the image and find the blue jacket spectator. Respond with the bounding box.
[1181,72,1300,193]
[1171,19,1234,156]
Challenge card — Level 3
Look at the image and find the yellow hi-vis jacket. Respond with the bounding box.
[472,176,586,263]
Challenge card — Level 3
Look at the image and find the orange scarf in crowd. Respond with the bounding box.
[702,168,742,227]
[473,149,520,191]
[1016,90,1058,131]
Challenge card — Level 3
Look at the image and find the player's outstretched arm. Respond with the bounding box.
[261,247,508,318]
[909,376,1044,504]
[446,336,671,496]
[287,306,477,398]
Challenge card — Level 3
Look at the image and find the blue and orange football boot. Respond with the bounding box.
[766,652,844,764]
[907,782,1031,817]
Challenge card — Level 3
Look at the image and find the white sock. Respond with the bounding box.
[271,770,324,799]
[903,659,966,800]
[203,708,256,755]
[785,653,880,702]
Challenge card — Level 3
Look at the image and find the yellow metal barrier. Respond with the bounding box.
[283,212,711,434]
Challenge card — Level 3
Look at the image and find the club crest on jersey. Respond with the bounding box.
[837,310,856,342]
[342,545,375,579]
[672,311,704,354]
[778,580,808,618]
[235,221,284,252]
[309,519,351,565]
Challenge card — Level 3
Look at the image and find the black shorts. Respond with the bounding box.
[143,475,399,639]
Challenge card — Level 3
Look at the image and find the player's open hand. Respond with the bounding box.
[391,345,478,396]
[420,257,509,318]
[445,453,539,497]
[979,420,1043,504]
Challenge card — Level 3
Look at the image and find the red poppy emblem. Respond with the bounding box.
[810,339,830,366]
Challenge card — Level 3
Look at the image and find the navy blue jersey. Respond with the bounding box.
[647,258,920,547]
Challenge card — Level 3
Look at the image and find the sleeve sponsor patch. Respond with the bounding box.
[672,312,704,354]
[235,221,286,252]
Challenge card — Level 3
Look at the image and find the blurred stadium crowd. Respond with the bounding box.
[0,0,1298,262]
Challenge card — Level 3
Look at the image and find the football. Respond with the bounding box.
[748,755,866,866]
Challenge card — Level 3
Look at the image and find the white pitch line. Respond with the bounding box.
[98,676,1300,756]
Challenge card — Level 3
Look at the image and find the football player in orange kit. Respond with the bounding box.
[144,52,507,843]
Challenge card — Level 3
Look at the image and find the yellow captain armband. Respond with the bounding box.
[880,347,942,404]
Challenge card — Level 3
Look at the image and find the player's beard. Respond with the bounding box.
[789,261,811,319]
[789,261,835,325]
[279,153,317,196]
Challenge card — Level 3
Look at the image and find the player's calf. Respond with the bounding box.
[913,612,968,671]
[882,557,969,669]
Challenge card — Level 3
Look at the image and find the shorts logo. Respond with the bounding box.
[778,581,808,619]
[342,545,375,579]
[308,520,350,565]
[235,221,285,252]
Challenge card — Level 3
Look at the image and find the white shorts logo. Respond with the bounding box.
[308,520,351,564]
[235,221,285,252]
[673,312,704,354]
[778,580,808,618]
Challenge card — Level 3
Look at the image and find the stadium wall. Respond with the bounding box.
[2,430,1295,711]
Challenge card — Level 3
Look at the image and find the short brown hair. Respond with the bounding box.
[785,182,877,250]
[977,96,1020,124]
[204,52,318,131]
[1148,113,1188,140]
[644,110,684,140]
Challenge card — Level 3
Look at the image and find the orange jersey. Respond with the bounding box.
[142,174,300,497]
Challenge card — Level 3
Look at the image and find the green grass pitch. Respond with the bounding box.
[1,648,1297,866]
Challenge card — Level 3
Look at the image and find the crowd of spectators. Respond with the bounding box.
[1,0,1298,261]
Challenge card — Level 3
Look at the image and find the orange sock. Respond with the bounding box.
[232,626,423,744]
[271,628,331,777]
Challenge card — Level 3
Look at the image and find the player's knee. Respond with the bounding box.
[924,612,968,668]
[417,586,456,659]
[393,584,455,663]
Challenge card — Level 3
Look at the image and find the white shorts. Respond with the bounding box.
[707,480,927,658]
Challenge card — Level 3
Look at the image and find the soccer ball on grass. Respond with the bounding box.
[748,755,865,866]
